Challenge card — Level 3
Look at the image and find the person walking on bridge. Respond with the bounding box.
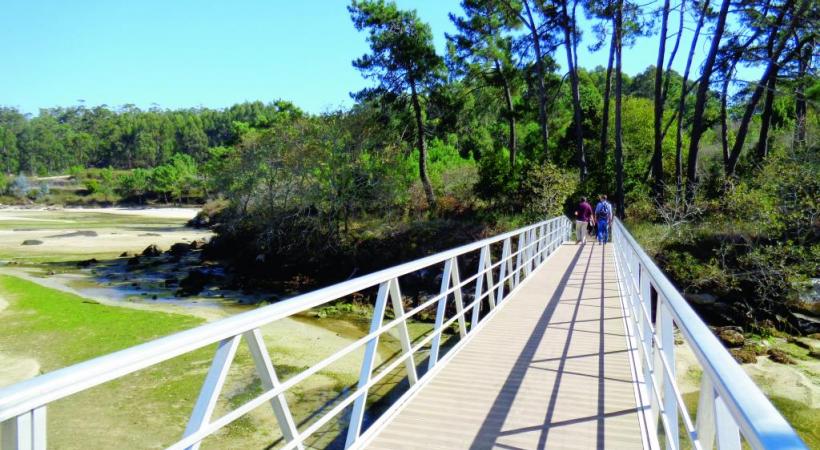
[594,194,613,245]
[573,196,593,245]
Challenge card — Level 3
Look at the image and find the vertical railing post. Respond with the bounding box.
[496,238,511,302]
[443,260,468,338]
[640,266,658,427]
[658,297,678,450]
[715,395,741,450]
[244,329,303,449]
[345,280,390,448]
[696,377,716,450]
[184,335,242,450]
[515,232,524,287]
[1,407,46,450]
[388,279,421,383]
[429,260,453,369]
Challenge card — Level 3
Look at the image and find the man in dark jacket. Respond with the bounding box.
[574,197,593,244]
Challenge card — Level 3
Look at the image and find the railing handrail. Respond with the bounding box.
[612,219,806,450]
[0,217,564,423]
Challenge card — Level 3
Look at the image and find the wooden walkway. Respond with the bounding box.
[364,243,647,450]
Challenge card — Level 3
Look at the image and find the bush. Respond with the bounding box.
[9,174,29,198]
[520,162,578,220]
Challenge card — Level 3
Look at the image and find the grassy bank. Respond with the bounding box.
[0,274,443,449]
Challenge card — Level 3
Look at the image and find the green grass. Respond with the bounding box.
[0,274,219,448]
[0,274,203,369]
[669,392,819,449]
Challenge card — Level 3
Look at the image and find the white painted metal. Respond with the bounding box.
[183,335,242,450]
[697,377,717,450]
[387,278,422,382]
[345,281,391,447]
[244,329,302,449]
[611,219,806,450]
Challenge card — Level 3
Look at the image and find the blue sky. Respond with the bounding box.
[1,1,752,115]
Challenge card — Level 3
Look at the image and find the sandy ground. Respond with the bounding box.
[0,206,201,221]
[0,296,41,388]
[0,207,211,259]
[675,338,820,408]
[3,267,376,377]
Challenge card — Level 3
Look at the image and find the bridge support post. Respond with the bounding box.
[346,281,390,448]
[1,407,46,450]
[657,297,678,450]
[388,279,422,384]
[183,335,242,450]
[243,329,302,449]
[496,239,511,303]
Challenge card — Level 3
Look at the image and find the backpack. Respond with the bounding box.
[598,202,610,219]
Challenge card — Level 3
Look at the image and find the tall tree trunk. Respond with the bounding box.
[409,80,435,207]
[496,59,517,166]
[685,0,730,201]
[756,73,778,160]
[600,29,615,170]
[523,0,550,157]
[793,35,810,149]
[614,0,625,219]
[561,0,586,182]
[720,72,731,167]
[652,0,671,201]
[675,0,709,200]
[726,0,805,175]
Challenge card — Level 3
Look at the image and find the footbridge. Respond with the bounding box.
[0,217,807,449]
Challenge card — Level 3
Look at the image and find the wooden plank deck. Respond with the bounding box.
[364,243,647,450]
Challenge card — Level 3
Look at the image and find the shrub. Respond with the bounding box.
[9,174,29,198]
[520,162,577,220]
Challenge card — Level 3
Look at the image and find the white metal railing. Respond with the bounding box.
[0,216,572,450]
[611,219,807,450]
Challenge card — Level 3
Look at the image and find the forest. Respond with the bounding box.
[1,0,817,335]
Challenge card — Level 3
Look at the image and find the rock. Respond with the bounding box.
[142,244,162,257]
[127,256,141,267]
[787,336,815,351]
[178,269,210,296]
[189,239,206,250]
[187,211,211,228]
[168,242,191,257]
[686,293,718,306]
[717,329,746,347]
[21,240,43,246]
[164,277,178,287]
[767,348,796,365]
[77,258,98,268]
[730,347,758,364]
[120,251,131,258]
[45,270,55,276]
[809,349,820,360]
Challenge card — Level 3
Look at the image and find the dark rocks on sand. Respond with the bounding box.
[189,239,207,250]
[730,347,758,364]
[21,240,43,246]
[142,244,162,257]
[120,251,132,258]
[168,242,191,257]
[178,269,210,296]
[77,258,98,267]
[717,328,746,347]
[767,348,796,364]
[686,293,717,306]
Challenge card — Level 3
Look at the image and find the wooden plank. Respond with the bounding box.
[365,244,645,449]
